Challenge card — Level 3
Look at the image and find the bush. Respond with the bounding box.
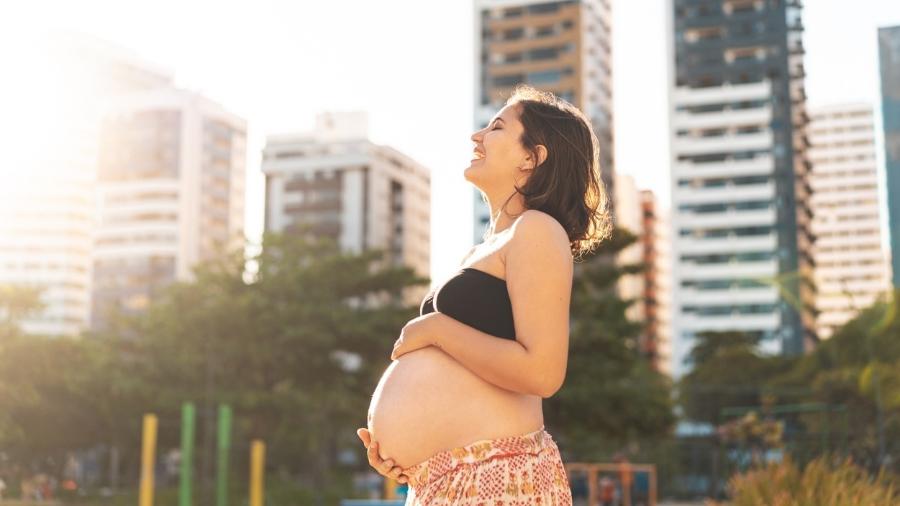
[718,456,899,506]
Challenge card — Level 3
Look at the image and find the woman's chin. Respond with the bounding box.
[463,165,481,183]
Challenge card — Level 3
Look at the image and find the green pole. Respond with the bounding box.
[216,404,232,506]
[180,402,196,506]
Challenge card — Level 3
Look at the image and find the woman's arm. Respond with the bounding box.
[430,210,573,398]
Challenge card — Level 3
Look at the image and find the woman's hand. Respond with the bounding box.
[356,428,408,484]
[391,313,444,360]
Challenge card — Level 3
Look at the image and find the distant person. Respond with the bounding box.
[599,476,615,506]
[356,84,611,504]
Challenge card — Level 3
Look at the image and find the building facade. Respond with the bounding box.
[666,0,816,376]
[262,112,431,300]
[92,89,246,329]
[0,33,172,336]
[878,25,900,288]
[808,104,891,338]
[472,0,613,244]
[614,173,646,323]
[641,190,673,375]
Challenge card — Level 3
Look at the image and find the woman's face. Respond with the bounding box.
[465,103,533,192]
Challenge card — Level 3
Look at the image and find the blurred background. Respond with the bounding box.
[1,0,900,504]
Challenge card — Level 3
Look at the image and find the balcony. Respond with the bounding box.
[675,131,773,156]
[672,105,772,130]
[677,259,779,280]
[677,207,776,229]
[674,181,774,205]
[676,233,777,255]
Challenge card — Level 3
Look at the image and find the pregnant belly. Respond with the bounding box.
[367,346,543,470]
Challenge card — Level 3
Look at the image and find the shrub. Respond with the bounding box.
[718,456,899,506]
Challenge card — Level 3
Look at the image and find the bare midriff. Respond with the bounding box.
[367,345,544,470]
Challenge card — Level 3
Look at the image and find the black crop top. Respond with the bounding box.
[419,267,516,340]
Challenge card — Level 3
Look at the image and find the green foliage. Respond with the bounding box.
[679,331,797,425]
[720,456,900,506]
[545,227,675,458]
[0,231,427,496]
[678,291,900,471]
[774,291,900,467]
[123,231,427,485]
[0,284,43,338]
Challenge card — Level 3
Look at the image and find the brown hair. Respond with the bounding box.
[484,84,611,260]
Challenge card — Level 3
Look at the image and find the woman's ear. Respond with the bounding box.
[528,145,548,169]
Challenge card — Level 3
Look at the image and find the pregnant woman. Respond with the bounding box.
[356,84,609,504]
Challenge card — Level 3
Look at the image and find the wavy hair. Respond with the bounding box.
[483,84,611,260]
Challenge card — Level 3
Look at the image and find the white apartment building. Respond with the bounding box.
[808,103,892,338]
[0,32,172,336]
[262,112,431,300]
[615,173,646,323]
[666,0,815,377]
[641,190,673,376]
[91,88,246,329]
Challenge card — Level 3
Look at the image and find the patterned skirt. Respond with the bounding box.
[400,426,573,505]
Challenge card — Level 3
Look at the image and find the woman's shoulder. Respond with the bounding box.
[511,210,569,242]
[508,210,573,260]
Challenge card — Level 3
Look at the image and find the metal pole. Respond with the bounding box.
[216,404,232,506]
[139,414,158,506]
[180,403,196,506]
[250,440,266,506]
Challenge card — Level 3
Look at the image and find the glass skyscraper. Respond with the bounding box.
[878,25,900,288]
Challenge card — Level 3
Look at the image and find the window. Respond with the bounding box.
[535,25,556,37]
[493,74,523,87]
[527,70,562,84]
[528,2,560,14]
[528,47,559,60]
[503,27,524,40]
[504,7,523,18]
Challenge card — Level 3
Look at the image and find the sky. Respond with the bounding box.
[2,0,899,284]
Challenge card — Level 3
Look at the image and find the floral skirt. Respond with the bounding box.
[400,426,573,505]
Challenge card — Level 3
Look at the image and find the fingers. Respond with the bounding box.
[362,440,408,483]
[357,428,371,447]
[387,466,408,483]
[367,440,380,462]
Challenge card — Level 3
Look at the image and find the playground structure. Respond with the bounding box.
[137,403,266,506]
[137,408,658,506]
[565,462,657,506]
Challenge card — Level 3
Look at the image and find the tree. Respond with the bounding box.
[544,227,675,460]
[774,291,900,470]
[0,284,43,338]
[115,230,427,496]
[679,331,797,425]
[0,230,428,501]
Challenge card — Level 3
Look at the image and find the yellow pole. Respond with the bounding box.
[384,477,397,499]
[139,414,158,506]
[250,440,266,506]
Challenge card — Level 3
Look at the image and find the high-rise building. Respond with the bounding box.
[0,32,172,336]
[666,0,816,376]
[91,88,246,329]
[613,177,673,374]
[472,0,613,244]
[878,25,900,288]
[808,104,891,339]
[262,112,431,301]
[614,173,646,324]
[641,190,673,375]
